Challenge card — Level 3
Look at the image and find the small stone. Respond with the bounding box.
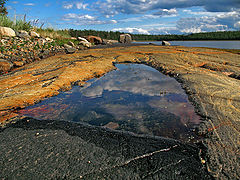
[68,41,75,47]
[64,44,77,54]
[0,59,13,73]
[13,61,24,67]
[29,31,40,38]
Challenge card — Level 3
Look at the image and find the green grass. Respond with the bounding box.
[36,28,71,39]
[0,15,32,31]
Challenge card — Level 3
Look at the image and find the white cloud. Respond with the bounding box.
[112,27,150,34]
[63,13,118,25]
[153,8,178,17]
[110,20,118,24]
[95,0,240,16]
[63,2,88,10]
[234,21,240,29]
[76,2,88,9]
[24,3,35,6]
[176,11,240,33]
[63,4,73,9]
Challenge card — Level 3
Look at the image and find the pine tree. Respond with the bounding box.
[0,0,8,15]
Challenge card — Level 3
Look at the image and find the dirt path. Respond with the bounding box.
[0,45,239,179]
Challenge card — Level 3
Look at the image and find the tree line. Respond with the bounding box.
[69,29,240,41]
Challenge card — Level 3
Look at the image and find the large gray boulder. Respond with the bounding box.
[0,27,16,37]
[162,41,171,46]
[119,34,132,43]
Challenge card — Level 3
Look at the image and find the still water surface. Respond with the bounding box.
[136,40,240,49]
[19,64,202,142]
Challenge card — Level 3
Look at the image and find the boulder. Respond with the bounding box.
[38,38,47,45]
[102,39,118,45]
[68,41,75,47]
[0,27,16,37]
[79,41,92,48]
[162,41,171,46]
[0,59,13,73]
[77,37,89,43]
[45,37,53,43]
[119,34,132,44]
[85,36,102,45]
[64,44,77,54]
[17,30,29,38]
[29,31,40,38]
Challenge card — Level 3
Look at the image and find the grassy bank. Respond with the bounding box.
[0,15,32,31]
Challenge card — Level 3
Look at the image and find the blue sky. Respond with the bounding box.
[6,0,240,34]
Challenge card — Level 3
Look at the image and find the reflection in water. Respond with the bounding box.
[19,64,201,142]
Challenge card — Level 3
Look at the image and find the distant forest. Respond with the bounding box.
[69,29,240,41]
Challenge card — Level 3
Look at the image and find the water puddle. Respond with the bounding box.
[19,64,202,142]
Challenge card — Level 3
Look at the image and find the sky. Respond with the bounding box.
[6,0,240,35]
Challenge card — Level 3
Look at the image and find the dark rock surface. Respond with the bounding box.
[0,117,211,179]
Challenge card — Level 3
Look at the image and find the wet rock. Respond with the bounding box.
[86,36,103,45]
[119,34,132,44]
[0,59,13,73]
[162,41,171,46]
[0,27,16,37]
[64,44,77,54]
[29,31,40,38]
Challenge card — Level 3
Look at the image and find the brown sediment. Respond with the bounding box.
[0,45,240,179]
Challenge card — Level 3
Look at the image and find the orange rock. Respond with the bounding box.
[0,60,13,73]
[85,36,103,44]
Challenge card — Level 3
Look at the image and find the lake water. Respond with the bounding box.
[136,41,240,49]
[19,64,202,142]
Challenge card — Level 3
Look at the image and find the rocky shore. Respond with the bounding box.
[0,37,239,178]
[0,27,126,75]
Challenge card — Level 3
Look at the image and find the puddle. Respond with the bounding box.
[19,64,202,142]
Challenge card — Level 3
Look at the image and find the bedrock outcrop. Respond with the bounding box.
[0,45,239,179]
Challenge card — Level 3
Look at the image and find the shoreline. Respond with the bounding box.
[0,45,239,179]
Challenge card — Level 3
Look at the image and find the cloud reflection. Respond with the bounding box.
[81,64,184,98]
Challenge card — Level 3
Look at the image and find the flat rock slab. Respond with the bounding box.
[0,117,210,179]
[0,45,239,179]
